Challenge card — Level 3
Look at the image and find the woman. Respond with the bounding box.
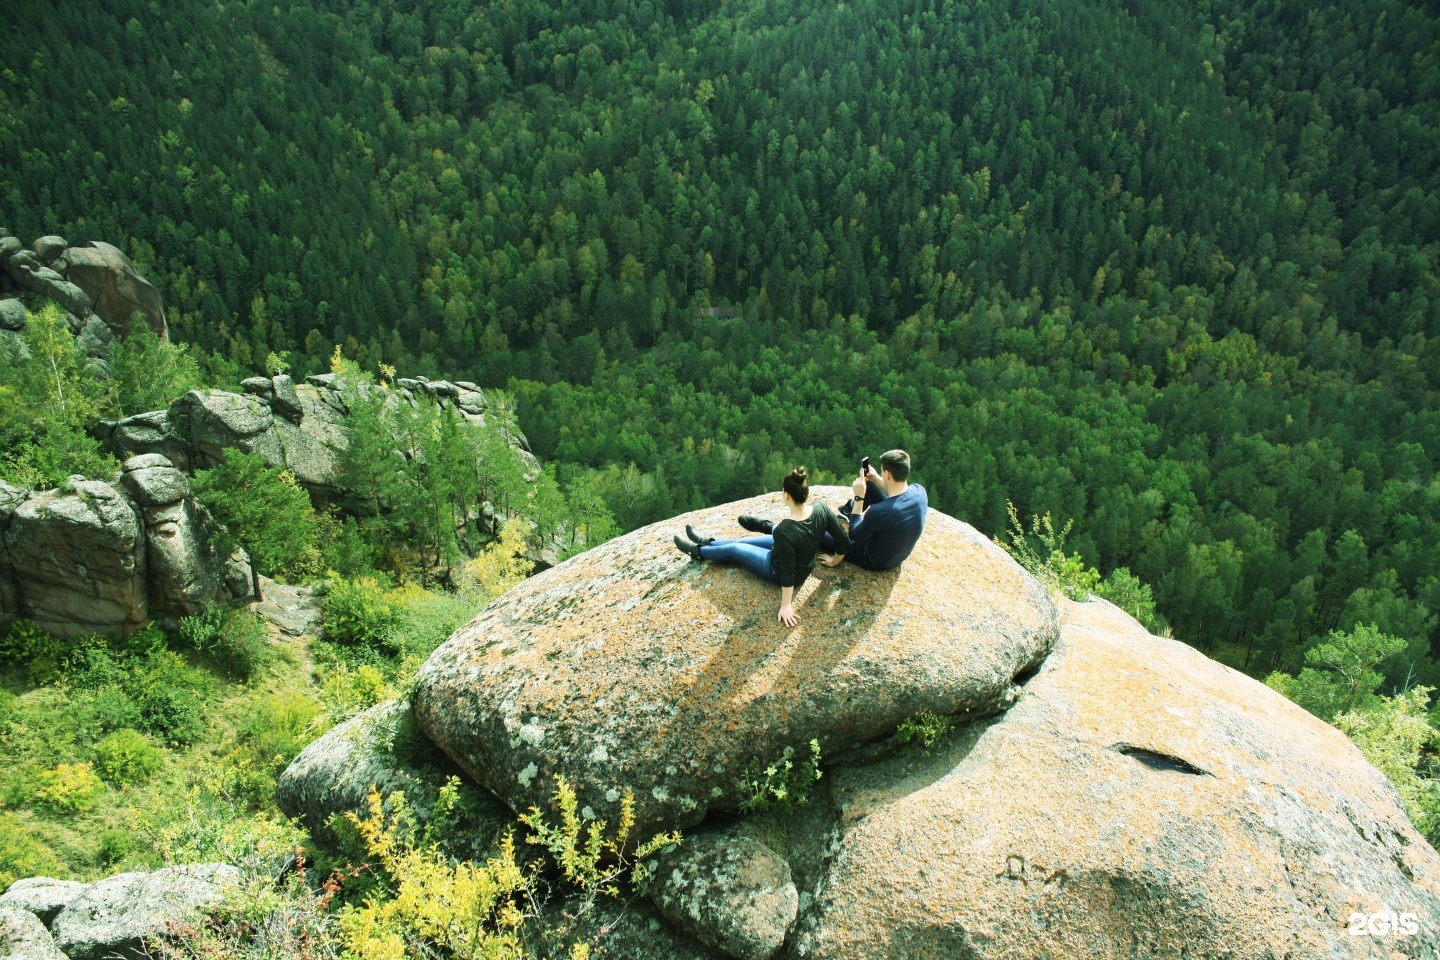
[674,466,848,626]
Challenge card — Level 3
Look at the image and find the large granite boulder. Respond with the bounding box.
[277,699,507,859]
[0,236,20,266]
[50,863,239,960]
[62,241,167,340]
[5,480,148,636]
[411,488,1059,839]
[106,410,181,467]
[0,906,67,960]
[32,236,68,264]
[786,597,1440,959]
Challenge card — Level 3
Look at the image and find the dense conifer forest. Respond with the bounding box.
[3,0,1438,685]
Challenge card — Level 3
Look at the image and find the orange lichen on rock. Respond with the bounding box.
[410,487,1058,838]
[789,597,1440,959]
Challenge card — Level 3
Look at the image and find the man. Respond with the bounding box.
[740,449,927,570]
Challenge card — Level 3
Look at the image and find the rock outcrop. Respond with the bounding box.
[48,863,239,960]
[411,487,1059,840]
[785,597,1440,959]
[96,375,532,501]
[0,877,88,925]
[0,458,252,636]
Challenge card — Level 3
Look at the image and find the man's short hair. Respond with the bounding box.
[880,449,911,482]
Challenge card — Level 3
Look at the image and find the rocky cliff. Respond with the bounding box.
[280,493,1440,958]
[0,457,253,637]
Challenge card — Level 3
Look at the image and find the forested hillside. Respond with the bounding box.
[3,0,1438,681]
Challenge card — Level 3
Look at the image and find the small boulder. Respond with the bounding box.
[239,376,273,397]
[649,824,797,960]
[304,373,337,389]
[277,699,507,858]
[50,863,239,960]
[63,241,166,339]
[0,876,90,924]
[269,374,302,421]
[456,388,486,415]
[0,299,25,331]
[32,236,68,263]
[118,455,189,507]
[411,489,1057,839]
[0,905,67,960]
[110,411,179,465]
[0,237,20,265]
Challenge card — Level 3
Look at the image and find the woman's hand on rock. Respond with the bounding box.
[779,604,799,627]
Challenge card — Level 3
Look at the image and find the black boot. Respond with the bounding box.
[737,514,774,535]
[674,535,704,560]
[685,524,715,546]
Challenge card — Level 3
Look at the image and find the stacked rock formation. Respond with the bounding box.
[280,491,1440,959]
[0,457,252,637]
[0,230,168,375]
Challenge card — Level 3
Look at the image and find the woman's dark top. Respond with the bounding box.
[772,502,849,588]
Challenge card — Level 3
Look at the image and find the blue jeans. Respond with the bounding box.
[698,535,780,585]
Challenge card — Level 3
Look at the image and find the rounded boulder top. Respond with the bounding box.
[411,486,1059,838]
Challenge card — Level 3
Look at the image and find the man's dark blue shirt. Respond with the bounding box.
[846,483,928,570]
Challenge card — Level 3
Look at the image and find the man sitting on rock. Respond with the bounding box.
[740,449,927,571]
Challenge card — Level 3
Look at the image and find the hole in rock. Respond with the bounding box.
[1011,661,1041,686]
[1110,744,1210,776]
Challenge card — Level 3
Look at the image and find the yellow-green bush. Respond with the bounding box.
[0,812,66,887]
[34,762,106,813]
[92,728,164,786]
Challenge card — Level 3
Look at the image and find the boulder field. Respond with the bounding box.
[277,493,1440,958]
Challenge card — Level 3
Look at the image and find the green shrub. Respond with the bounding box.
[0,620,65,684]
[323,577,399,652]
[130,650,212,746]
[93,728,165,785]
[996,501,1100,601]
[739,739,823,814]
[98,828,137,866]
[319,662,395,723]
[34,762,106,813]
[895,711,957,755]
[0,812,66,887]
[179,607,271,678]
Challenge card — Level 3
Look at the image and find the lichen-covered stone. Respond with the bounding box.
[118,456,189,507]
[0,905,68,960]
[0,876,89,924]
[6,481,147,636]
[50,863,239,960]
[270,374,302,421]
[412,488,1058,839]
[4,251,92,318]
[277,699,507,858]
[650,823,797,960]
[788,598,1440,959]
[169,390,277,466]
[32,236,68,263]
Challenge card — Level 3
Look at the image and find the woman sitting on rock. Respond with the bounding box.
[674,466,848,627]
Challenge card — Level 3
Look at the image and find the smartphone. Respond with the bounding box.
[860,456,871,474]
